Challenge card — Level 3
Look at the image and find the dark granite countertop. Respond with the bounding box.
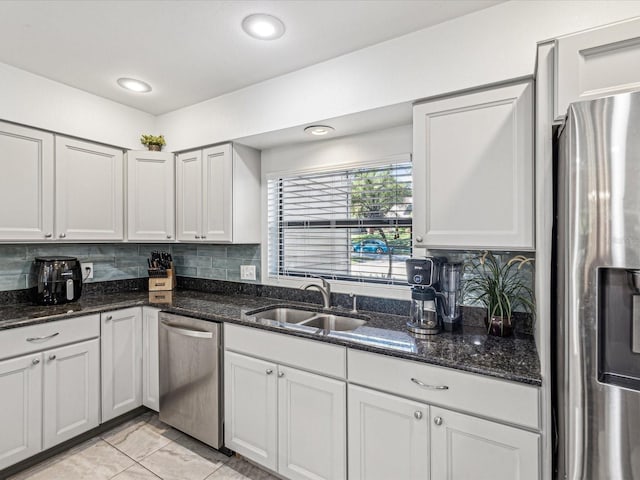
[0,289,541,386]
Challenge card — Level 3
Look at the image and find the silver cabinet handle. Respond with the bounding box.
[105,315,113,321]
[278,371,285,378]
[49,354,56,361]
[195,235,200,239]
[266,368,273,375]
[411,377,449,390]
[414,411,423,420]
[434,416,443,426]
[202,235,206,239]
[415,235,423,243]
[167,235,172,239]
[161,320,213,339]
[59,233,66,238]
[44,232,52,238]
[27,332,60,342]
[32,358,40,365]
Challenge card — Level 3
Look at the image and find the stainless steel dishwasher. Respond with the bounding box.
[158,312,222,448]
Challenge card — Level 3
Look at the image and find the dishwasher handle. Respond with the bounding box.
[161,320,214,339]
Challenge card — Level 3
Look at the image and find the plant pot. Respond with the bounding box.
[486,315,513,337]
[148,144,162,151]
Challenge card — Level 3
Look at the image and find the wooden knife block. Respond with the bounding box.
[148,266,175,291]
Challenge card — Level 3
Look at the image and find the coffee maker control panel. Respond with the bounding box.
[406,258,437,287]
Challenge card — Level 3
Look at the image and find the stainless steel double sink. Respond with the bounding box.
[244,306,369,332]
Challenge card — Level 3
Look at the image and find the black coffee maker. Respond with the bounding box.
[405,257,444,336]
[32,256,83,305]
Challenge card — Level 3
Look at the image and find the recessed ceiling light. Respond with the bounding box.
[117,77,152,93]
[242,14,285,40]
[304,125,335,136]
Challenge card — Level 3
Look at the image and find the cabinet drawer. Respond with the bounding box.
[224,324,346,379]
[347,349,539,430]
[0,315,100,361]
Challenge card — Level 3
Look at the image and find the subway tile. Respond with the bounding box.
[227,244,260,260]
[225,258,260,271]
[115,255,148,268]
[171,244,199,255]
[0,259,32,275]
[196,245,227,258]
[27,244,91,258]
[0,274,28,291]
[173,255,212,268]
[195,267,227,280]
[0,245,27,259]
[211,257,229,269]
[174,266,197,277]
[89,244,140,256]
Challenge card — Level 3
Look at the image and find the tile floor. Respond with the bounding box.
[9,413,279,480]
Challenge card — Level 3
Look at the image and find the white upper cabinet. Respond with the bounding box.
[202,144,233,242]
[176,143,260,243]
[55,136,124,241]
[413,81,534,250]
[0,121,54,241]
[127,151,175,241]
[555,17,640,120]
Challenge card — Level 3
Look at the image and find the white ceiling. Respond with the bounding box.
[0,0,502,116]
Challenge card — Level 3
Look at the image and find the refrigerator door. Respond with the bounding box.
[557,91,640,480]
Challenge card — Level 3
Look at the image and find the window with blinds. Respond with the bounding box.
[267,159,412,285]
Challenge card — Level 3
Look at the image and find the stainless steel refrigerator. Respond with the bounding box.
[556,90,640,479]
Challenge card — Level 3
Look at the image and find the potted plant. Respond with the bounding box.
[462,251,535,336]
[140,134,166,151]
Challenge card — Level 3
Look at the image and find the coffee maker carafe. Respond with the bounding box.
[406,257,442,336]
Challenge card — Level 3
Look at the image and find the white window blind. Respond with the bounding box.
[267,160,412,285]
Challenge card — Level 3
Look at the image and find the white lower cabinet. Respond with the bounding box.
[43,339,100,449]
[142,307,160,412]
[348,385,429,480]
[224,351,278,470]
[101,307,143,422]
[224,325,346,480]
[430,406,540,480]
[277,366,346,480]
[0,354,42,470]
[347,350,541,480]
[0,314,100,470]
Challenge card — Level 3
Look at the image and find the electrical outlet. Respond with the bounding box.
[240,265,256,281]
[82,262,94,280]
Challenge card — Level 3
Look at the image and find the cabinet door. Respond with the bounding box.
[176,150,203,241]
[142,307,160,412]
[55,136,124,240]
[127,151,175,241]
[278,366,346,480]
[348,385,429,480]
[43,339,100,449]
[202,144,233,242]
[430,406,540,480]
[413,81,534,250]
[101,308,142,422]
[555,17,640,120]
[224,351,278,470]
[0,122,54,241]
[0,353,42,470]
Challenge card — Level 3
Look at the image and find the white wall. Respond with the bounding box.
[158,0,640,152]
[0,62,155,149]
[261,125,412,176]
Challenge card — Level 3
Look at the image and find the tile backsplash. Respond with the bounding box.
[0,243,261,291]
